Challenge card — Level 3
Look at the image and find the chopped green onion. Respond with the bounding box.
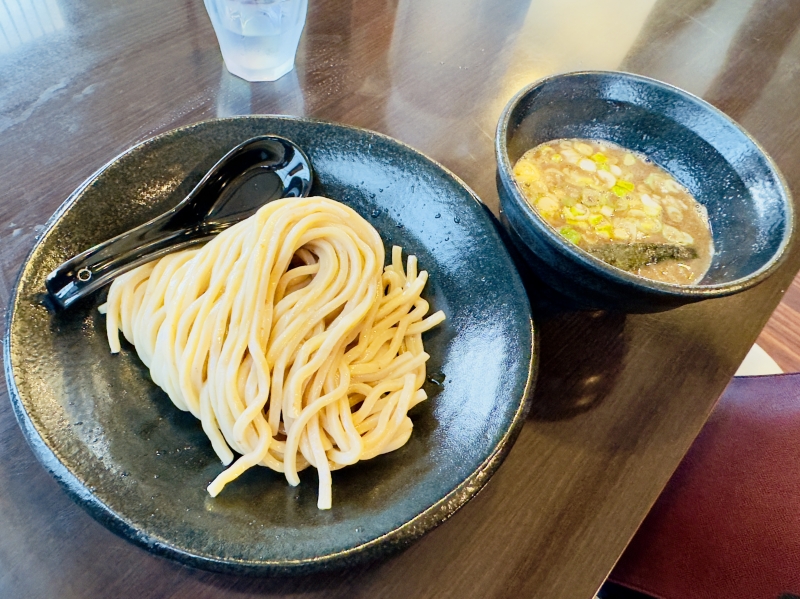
[588,214,605,226]
[559,226,582,245]
[612,180,635,196]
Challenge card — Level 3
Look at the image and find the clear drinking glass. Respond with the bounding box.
[204,0,308,82]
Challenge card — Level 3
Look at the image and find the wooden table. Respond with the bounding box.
[2,0,799,597]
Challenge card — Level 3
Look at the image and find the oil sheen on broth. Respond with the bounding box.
[513,139,713,284]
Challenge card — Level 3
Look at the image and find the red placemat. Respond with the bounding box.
[609,373,800,599]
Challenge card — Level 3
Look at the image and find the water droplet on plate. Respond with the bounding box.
[427,372,446,386]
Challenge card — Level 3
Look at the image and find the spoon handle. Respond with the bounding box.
[44,214,220,310]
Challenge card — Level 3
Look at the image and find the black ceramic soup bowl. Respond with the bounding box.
[496,71,794,311]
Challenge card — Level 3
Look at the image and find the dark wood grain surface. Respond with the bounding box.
[757,277,800,371]
[2,1,800,598]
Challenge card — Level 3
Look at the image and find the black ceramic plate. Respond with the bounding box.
[4,117,535,575]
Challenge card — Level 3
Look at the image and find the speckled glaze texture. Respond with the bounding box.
[5,117,535,574]
[496,71,794,311]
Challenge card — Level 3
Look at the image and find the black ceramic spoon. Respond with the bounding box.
[45,135,313,310]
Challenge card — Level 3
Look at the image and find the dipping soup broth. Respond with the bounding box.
[513,139,713,284]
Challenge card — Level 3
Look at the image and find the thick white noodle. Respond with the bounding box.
[99,196,445,509]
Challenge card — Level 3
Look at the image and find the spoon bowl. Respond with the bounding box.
[45,135,313,309]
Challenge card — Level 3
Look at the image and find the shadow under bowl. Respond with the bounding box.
[496,70,794,312]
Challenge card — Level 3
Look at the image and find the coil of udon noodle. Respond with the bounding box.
[98,196,445,509]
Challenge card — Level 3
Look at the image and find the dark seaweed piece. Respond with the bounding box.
[587,243,698,272]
